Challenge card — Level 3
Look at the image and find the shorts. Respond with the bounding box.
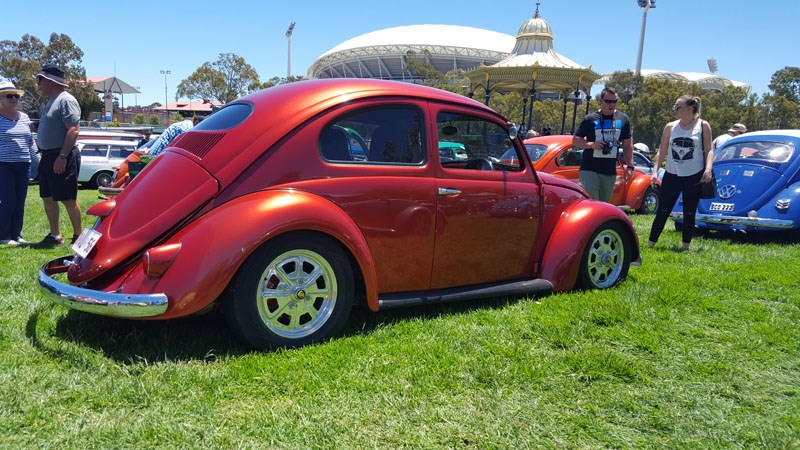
[39,147,80,201]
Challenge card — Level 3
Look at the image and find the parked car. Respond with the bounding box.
[76,139,137,188]
[78,129,143,142]
[672,129,800,233]
[39,79,641,350]
[522,135,660,214]
[438,141,468,161]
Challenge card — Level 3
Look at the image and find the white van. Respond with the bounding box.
[77,140,136,188]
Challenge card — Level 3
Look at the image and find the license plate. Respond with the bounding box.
[709,202,734,212]
[72,228,102,258]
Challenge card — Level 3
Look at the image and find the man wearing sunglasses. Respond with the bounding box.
[572,87,634,203]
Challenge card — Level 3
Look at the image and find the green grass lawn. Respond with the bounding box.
[1,186,798,449]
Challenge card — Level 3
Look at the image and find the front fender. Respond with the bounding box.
[132,189,378,319]
[539,200,640,291]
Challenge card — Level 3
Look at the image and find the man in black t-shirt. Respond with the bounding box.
[572,87,634,202]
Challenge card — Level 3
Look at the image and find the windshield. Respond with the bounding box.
[716,140,794,163]
[523,144,548,162]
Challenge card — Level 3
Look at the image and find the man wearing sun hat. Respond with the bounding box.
[0,81,39,245]
[34,64,83,246]
[712,122,747,150]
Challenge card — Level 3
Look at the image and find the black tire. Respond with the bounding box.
[637,187,659,214]
[91,171,114,189]
[576,221,631,290]
[222,233,354,350]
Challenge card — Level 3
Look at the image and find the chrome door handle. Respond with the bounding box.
[438,188,461,196]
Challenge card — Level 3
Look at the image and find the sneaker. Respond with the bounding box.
[15,237,29,244]
[39,234,65,246]
[0,239,19,245]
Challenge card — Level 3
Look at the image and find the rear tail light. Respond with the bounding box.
[143,243,182,279]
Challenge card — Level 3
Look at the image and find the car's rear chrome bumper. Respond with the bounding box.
[671,212,794,229]
[38,256,168,318]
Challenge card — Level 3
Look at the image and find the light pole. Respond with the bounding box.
[635,0,655,76]
[160,70,171,124]
[134,85,140,108]
[286,21,296,79]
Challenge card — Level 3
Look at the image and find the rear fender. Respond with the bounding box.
[128,190,378,319]
[539,200,639,291]
[624,172,653,209]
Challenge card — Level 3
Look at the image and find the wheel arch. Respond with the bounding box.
[152,189,378,318]
[539,200,639,291]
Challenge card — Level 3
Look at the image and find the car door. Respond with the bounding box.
[431,108,541,289]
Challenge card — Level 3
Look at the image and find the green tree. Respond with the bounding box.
[0,33,100,118]
[176,53,261,104]
[133,114,145,125]
[768,66,800,104]
[149,116,162,126]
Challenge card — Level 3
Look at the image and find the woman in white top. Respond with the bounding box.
[647,95,714,250]
[0,81,38,245]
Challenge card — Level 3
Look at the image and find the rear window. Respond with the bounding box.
[194,103,252,131]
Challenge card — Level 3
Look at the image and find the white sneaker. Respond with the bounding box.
[15,237,29,244]
[0,239,19,245]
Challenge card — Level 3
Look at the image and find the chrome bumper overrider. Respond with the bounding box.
[671,212,794,229]
[38,256,168,318]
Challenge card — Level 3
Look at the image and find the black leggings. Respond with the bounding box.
[649,169,703,245]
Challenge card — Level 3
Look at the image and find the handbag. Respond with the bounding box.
[700,171,717,199]
[699,121,717,199]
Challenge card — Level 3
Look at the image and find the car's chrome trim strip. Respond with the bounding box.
[38,256,168,318]
[378,278,553,309]
[671,212,794,229]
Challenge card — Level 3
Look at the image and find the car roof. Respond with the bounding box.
[730,130,800,140]
[78,139,139,146]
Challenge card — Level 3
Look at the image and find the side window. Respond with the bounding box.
[80,145,104,157]
[319,106,424,165]
[113,145,135,159]
[558,148,583,167]
[436,112,519,171]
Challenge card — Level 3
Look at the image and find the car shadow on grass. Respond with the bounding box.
[27,294,535,364]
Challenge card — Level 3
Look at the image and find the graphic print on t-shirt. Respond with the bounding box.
[592,117,622,159]
[671,136,695,161]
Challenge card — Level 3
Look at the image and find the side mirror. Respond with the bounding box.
[507,122,518,140]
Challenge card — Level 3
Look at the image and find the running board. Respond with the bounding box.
[378,278,553,309]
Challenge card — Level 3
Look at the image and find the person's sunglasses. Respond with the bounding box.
[672,104,684,111]
[602,99,618,104]
[4,94,20,99]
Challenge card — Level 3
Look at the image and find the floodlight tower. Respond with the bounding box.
[635,0,656,76]
[286,21,296,79]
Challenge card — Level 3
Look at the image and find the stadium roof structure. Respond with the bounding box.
[307,24,516,80]
[595,69,750,93]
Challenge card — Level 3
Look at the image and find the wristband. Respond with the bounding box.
[58,154,68,160]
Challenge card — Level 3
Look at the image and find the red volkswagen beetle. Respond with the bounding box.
[518,135,660,214]
[39,79,640,350]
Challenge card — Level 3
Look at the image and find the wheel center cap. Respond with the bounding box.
[293,288,306,300]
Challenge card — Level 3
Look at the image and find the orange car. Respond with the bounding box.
[520,135,660,214]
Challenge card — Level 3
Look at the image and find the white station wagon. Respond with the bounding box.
[77,139,136,188]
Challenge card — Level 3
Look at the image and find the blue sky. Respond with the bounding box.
[4,0,797,106]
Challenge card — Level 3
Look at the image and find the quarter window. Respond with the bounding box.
[320,107,424,165]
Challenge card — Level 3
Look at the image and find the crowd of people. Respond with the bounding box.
[1,65,747,252]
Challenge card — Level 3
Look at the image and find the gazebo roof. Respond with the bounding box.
[465,3,600,94]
